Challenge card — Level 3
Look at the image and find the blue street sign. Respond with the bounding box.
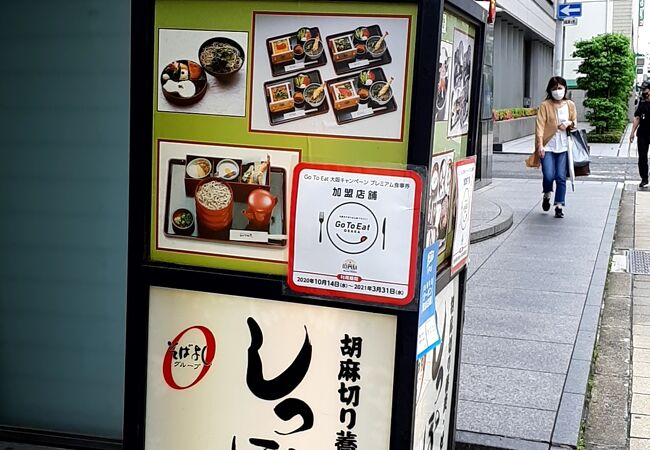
[558,2,582,19]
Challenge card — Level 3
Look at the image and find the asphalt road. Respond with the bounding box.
[492,153,641,183]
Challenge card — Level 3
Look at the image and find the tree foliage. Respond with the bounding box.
[573,33,635,134]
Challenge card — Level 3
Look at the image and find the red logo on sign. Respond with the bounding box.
[162,325,216,390]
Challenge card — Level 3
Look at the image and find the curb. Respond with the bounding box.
[470,199,514,243]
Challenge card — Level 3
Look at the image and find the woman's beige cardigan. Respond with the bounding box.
[525,99,577,168]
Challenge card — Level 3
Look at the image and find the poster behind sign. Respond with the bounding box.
[413,278,459,450]
[434,41,452,121]
[451,158,476,274]
[426,151,454,251]
[157,29,248,117]
[448,29,474,137]
[250,13,411,141]
[146,287,397,450]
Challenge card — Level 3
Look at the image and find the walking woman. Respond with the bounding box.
[534,76,577,218]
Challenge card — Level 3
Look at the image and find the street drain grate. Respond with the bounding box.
[629,250,650,274]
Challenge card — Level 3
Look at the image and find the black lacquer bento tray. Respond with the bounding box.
[326,24,392,75]
[326,67,397,125]
[263,70,329,126]
[266,27,327,77]
[164,159,287,247]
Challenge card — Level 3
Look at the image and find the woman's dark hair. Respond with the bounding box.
[545,76,568,100]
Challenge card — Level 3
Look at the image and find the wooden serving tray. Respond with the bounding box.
[164,159,287,246]
[265,27,328,77]
[325,67,397,125]
[326,24,392,75]
[263,70,330,126]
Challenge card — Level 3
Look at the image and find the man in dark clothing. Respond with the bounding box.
[631,81,650,188]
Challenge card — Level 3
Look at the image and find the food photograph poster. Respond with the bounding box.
[151,1,418,274]
[146,286,397,450]
[250,12,412,141]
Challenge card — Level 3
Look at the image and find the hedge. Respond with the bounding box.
[493,108,537,121]
[586,129,624,143]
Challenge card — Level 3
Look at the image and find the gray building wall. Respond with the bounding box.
[0,0,128,439]
[612,0,633,36]
[493,15,554,110]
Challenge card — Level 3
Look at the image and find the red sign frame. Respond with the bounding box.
[287,163,423,305]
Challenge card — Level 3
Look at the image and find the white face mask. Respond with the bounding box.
[551,88,565,101]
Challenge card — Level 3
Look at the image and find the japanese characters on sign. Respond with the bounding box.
[288,163,422,305]
[417,243,440,361]
[146,287,396,450]
[451,158,476,274]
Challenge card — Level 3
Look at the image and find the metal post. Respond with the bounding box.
[554,0,564,76]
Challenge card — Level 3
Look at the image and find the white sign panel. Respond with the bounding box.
[288,163,423,305]
[451,158,476,274]
[413,278,460,450]
[146,287,397,450]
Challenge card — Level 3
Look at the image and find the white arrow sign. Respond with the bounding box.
[558,3,582,19]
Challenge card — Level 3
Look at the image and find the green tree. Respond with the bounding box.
[573,34,635,136]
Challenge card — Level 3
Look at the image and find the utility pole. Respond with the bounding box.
[554,0,564,76]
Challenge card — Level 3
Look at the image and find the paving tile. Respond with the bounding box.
[455,431,549,450]
[635,297,650,307]
[479,254,595,275]
[459,364,564,410]
[456,400,555,442]
[573,330,597,361]
[634,287,650,297]
[564,359,591,394]
[631,438,650,450]
[634,314,650,326]
[636,305,650,316]
[469,268,591,294]
[635,348,650,363]
[465,285,585,317]
[635,325,650,337]
[633,393,650,415]
[580,305,602,332]
[460,335,572,374]
[594,325,630,377]
[636,335,650,349]
[463,307,579,344]
[601,295,632,328]
[584,375,629,446]
[551,393,585,447]
[635,362,650,378]
[633,377,650,395]
[631,414,650,438]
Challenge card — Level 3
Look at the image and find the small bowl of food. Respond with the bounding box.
[216,159,239,181]
[293,91,305,108]
[186,158,212,179]
[355,43,366,57]
[293,44,305,60]
[172,208,195,235]
[297,27,312,42]
[304,38,324,61]
[366,35,387,59]
[369,81,393,106]
[160,60,207,106]
[294,73,311,91]
[198,37,245,78]
[357,70,375,88]
[303,83,326,108]
[354,27,370,44]
[358,88,370,104]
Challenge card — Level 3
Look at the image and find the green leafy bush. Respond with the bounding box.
[574,34,635,134]
[492,108,537,121]
[586,130,624,143]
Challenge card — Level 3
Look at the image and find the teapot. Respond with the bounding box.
[243,188,277,229]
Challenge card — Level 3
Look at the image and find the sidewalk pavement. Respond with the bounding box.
[456,178,622,449]
[500,123,636,158]
[580,186,650,449]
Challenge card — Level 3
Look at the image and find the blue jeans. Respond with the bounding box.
[541,151,567,206]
